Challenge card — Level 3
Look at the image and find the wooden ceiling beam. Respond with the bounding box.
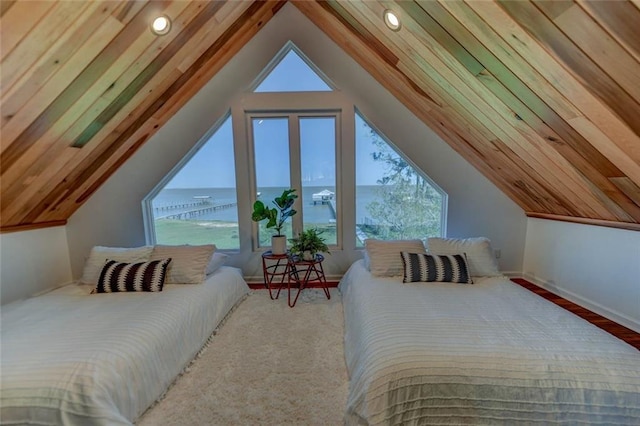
[2,0,639,231]
[0,18,128,223]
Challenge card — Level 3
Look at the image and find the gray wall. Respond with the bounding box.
[67,4,526,280]
[524,218,640,332]
[0,227,72,305]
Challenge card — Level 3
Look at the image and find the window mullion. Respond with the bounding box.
[289,114,303,236]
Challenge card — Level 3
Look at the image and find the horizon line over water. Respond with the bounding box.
[153,185,384,224]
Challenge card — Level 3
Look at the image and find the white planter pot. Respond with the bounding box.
[271,235,287,255]
[302,250,315,261]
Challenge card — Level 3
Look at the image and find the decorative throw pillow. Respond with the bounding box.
[401,252,472,284]
[206,252,229,275]
[427,237,501,277]
[364,239,426,277]
[95,258,172,293]
[150,244,216,284]
[80,245,154,285]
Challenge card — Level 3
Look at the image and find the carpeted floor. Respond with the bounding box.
[137,288,348,425]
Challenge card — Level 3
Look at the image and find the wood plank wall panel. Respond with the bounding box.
[0,2,54,60]
[1,3,122,127]
[502,1,640,135]
[50,1,287,222]
[414,1,640,222]
[1,0,639,232]
[579,0,640,63]
[1,1,176,224]
[437,0,640,223]
[361,1,616,220]
[377,2,607,218]
[297,0,564,214]
[462,2,640,184]
[34,1,286,223]
[1,1,198,225]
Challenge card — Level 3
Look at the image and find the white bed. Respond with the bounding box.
[0,266,249,425]
[340,260,640,425]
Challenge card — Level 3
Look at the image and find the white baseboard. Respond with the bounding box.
[522,273,640,334]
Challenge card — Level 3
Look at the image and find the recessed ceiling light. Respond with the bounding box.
[151,15,171,36]
[383,10,401,31]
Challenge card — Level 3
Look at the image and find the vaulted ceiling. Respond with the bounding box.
[1,0,639,232]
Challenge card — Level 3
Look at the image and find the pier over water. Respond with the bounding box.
[154,199,237,220]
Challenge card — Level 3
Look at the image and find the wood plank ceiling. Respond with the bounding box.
[1,0,639,232]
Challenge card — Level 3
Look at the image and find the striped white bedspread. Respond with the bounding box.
[0,266,249,425]
[340,260,640,425]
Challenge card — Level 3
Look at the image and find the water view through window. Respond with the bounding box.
[251,114,339,247]
[300,117,337,245]
[145,44,445,253]
[355,112,444,246]
[150,116,240,250]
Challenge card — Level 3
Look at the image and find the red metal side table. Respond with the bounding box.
[286,253,330,308]
[261,250,290,300]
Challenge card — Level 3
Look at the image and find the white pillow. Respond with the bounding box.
[364,239,426,277]
[206,252,229,275]
[150,244,216,284]
[427,237,500,277]
[80,245,154,285]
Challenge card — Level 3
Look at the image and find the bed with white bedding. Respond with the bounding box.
[340,259,640,425]
[0,266,249,425]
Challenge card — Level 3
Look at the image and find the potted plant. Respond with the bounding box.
[251,189,297,254]
[289,227,330,261]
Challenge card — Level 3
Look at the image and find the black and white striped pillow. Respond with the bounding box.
[400,252,472,284]
[95,258,172,293]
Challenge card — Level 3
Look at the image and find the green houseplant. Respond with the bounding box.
[251,189,297,254]
[289,227,330,261]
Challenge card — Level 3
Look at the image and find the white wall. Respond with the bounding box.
[523,218,640,332]
[66,4,526,280]
[0,227,72,305]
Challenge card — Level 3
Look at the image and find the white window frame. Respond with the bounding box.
[142,41,446,263]
[245,110,342,250]
[233,89,351,252]
[141,111,239,249]
[355,109,448,241]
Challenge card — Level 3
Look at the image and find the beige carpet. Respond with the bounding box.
[137,288,349,425]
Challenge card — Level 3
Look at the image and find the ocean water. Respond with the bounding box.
[153,186,380,224]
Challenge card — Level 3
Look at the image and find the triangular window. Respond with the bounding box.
[355,111,446,245]
[144,114,240,250]
[253,43,333,92]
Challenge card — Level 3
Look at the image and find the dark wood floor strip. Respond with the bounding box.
[511,278,640,350]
